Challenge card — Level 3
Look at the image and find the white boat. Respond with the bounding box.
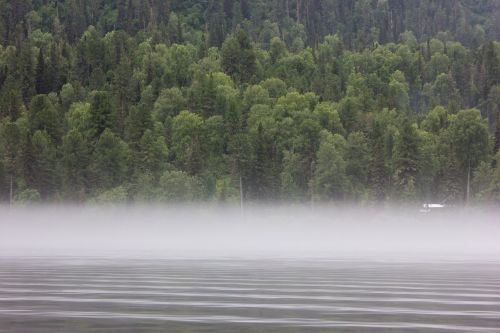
[419,203,445,213]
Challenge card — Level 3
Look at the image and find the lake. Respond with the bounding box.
[1,257,499,332]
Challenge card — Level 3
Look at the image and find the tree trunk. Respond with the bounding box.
[466,159,471,204]
[239,175,244,218]
[9,175,13,206]
[296,0,300,23]
[310,160,315,209]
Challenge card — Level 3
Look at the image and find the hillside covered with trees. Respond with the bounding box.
[0,0,499,204]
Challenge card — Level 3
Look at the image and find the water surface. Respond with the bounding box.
[1,257,499,332]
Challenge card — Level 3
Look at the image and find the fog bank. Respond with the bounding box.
[1,205,499,260]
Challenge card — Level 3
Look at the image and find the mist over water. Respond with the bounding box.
[2,205,500,332]
[1,205,499,260]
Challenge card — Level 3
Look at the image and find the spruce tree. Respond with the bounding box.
[35,49,48,94]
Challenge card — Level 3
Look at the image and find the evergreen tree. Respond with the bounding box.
[314,130,349,200]
[61,129,90,199]
[137,129,168,180]
[90,91,114,140]
[449,108,490,201]
[346,131,369,199]
[31,130,58,199]
[0,122,21,202]
[92,129,129,190]
[35,49,49,94]
[392,119,420,200]
[249,123,274,199]
[369,121,388,201]
[28,94,61,142]
[171,110,205,175]
[441,144,462,203]
[221,26,256,84]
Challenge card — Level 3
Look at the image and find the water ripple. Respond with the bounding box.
[0,258,499,332]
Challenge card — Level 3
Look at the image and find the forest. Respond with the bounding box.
[0,0,499,204]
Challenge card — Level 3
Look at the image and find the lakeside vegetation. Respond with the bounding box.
[0,0,499,204]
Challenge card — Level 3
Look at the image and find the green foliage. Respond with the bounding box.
[275,49,315,92]
[0,122,21,176]
[314,131,349,200]
[124,105,152,149]
[472,161,493,201]
[137,129,169,179]
[65,102,93,137]
[387,71,409,111]
[214,176,239,202]
[392,119,420,200]
[92,129,130,190]
[422,106,448,134]
[89,91,114,139]
[221,26,256,84]
[449,109,490,171]
[488,152,500,201]
[31,130,58,198]
[28,95,61,142]
[153,87,186,124]
[94,186,128,204]
[14,189,41,204]
[158,170,200,201]
[280,151,304,201]
[346,132,370,198]
[0,1,498,204]
[313,102,344,135]
[171,110,205,175]
[61,129,90,198]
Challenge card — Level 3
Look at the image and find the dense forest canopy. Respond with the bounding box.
[0,0,499,204]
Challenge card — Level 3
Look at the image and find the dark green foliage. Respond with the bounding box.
[28,95,61,142]
[92,129,129,190]
[392,119,420,199]
[89,91,114,140]
[0,1,498,203]
[61,129,90,199]
[35,49,49,94]
[124,105,152,150]
[221,26,256,84]
[346,132,369,199]
[248,123,275,200]
[440,145,462,204]
[31,130,58,198]
[137,129,168,180]
[314,131,349,201]
[0,121,20,200]
[158,170,200,202]
[369,120,388,201]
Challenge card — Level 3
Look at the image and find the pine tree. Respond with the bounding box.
[19,42,35,102]
[113,57,133,134]
[90,91,115,141]
[249,123,272,199]
[481,42,500,100]
[92,129,130,190]
[31,130,58,199]
[369,121,388,201]
[35,49,48,94]
[28,94,61,142]
[392,119,420,200]
[61,129,90,198]
[0,122,20,202]
[221,26,256,84]
[441,145,462,203]
[314,131,349,200]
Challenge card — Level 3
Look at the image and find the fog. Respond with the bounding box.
[1,205,499,260]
